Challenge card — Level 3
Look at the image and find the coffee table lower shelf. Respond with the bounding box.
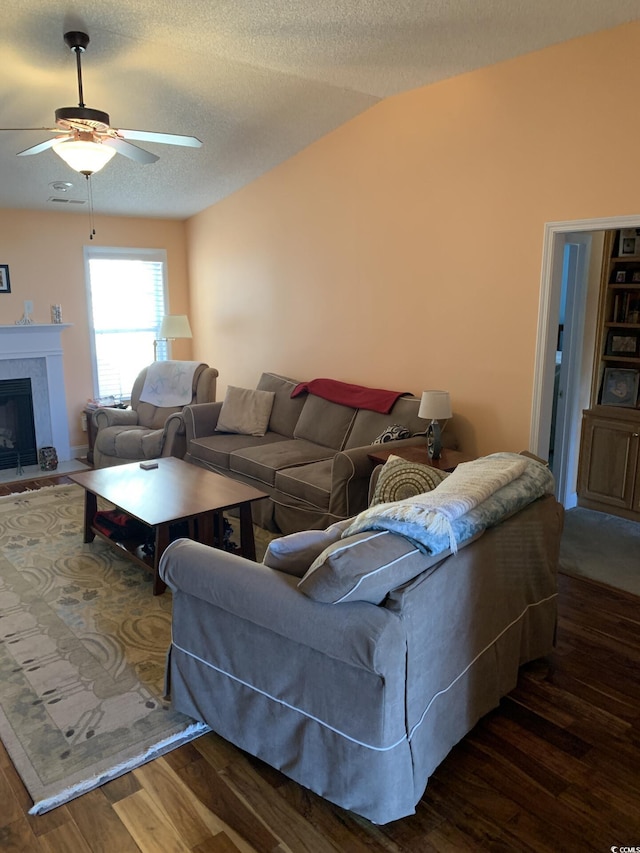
[71,457,267,596]
[90,527,156,574]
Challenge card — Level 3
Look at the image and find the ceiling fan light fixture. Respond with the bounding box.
[52,137,116,175]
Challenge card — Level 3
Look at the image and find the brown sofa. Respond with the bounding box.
[182,372,457,533]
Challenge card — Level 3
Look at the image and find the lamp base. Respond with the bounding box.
[427,421,442,460]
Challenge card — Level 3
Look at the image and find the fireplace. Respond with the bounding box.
[0,378,37,470]
[0,324,72,464]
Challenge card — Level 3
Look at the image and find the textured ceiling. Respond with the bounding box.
[1,0,639,219]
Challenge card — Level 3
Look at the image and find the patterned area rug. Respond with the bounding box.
[0,484,209,814]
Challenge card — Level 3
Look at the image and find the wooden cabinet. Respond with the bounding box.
[576,230,640,520]
[577,408,640,520]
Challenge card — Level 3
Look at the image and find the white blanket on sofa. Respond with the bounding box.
[139,361,202,407]
[345,453,554,553]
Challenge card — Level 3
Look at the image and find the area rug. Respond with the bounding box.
[560,506,640,596]
[0,484,209,815]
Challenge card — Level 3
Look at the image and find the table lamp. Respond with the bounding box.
[154,314,192,360]
[418,390,452,460]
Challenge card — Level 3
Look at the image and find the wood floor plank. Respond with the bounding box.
[194,731,249,772]
[0,766,23,829]
[134,756,227,848]
[37,820,93,853]
[192,832,250,853]
[462,737,621,851]
[113,788,192,853]
[66,788,141,853]
[221,757,343,853]
[274,780,406,853]
[0,817,42,853]
[176,756,281,853]
[100,771,143,804]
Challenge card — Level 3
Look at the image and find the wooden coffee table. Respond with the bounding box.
[70,457,267,595]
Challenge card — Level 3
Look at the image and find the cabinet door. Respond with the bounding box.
[578,416,640,510]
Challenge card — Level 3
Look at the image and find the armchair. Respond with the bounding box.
[92,363,218,468]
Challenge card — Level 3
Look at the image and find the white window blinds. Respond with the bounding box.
[85,248,168,400]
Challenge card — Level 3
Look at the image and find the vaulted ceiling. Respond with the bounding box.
[2,1,639,219]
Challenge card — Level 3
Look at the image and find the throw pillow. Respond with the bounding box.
[298,529,444,604]
[262,518,352,577]
[216,386,275,436]
[372,424,410,444]
[370,455,449,505]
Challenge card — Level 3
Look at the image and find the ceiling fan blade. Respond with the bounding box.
[103,137,159,164]
[117,129,202,148]
[17,135,70,156]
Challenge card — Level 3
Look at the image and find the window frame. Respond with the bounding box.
[83,246,169,400]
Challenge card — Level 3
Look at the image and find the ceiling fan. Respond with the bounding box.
[1,30,202,175]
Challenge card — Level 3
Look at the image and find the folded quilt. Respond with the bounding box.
[139,360,202,407]
[344,452,555,554]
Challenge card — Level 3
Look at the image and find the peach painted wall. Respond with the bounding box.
[0,209,190,450]
[186,21,640,456]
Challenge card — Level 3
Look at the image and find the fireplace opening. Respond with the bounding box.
[0,378,37,470]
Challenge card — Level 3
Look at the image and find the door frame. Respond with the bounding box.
[530,213,640,504]
[551,237,590,505]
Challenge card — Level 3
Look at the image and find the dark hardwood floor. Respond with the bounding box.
[1,474,638,852]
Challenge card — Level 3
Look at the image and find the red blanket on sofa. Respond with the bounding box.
[291,378,409,414]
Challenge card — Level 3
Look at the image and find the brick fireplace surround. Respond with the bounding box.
[0,324,72,464]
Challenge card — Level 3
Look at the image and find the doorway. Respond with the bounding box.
[531,214,640,508]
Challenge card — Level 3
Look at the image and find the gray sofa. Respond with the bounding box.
[182,372,457,533]
[160,482,563,824]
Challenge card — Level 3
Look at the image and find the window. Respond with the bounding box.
[84,247,168,400]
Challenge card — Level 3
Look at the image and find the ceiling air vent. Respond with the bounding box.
[48,197,86,204]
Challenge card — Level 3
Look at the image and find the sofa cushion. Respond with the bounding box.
[217,386,275,436]
[370,456,449,505]
[343,396,423,450]
[294,395,357,449]
[298,529,442,604]
[189,431,288,471]
[256,373,306,438]
[95,425,164,460]
[274,458,333,510]
[262,518,352,576]
[230,439,334,487]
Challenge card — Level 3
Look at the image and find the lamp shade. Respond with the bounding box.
[158,314,192,339]
[52,139,116,174]
[418,390,452,421]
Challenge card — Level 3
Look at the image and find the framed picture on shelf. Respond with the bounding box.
[0,265,10,293]
[619,228,640,257]
[626,294,640,324]
[632,271,640,283]
[600,368,640,407]
[615,271,627,283]
[605,330,640,357]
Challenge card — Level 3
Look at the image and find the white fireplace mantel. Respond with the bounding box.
[0,324,72,462]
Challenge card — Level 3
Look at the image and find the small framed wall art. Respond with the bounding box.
[0,265,10,293]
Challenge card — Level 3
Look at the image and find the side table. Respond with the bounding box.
[367,444,474,472]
